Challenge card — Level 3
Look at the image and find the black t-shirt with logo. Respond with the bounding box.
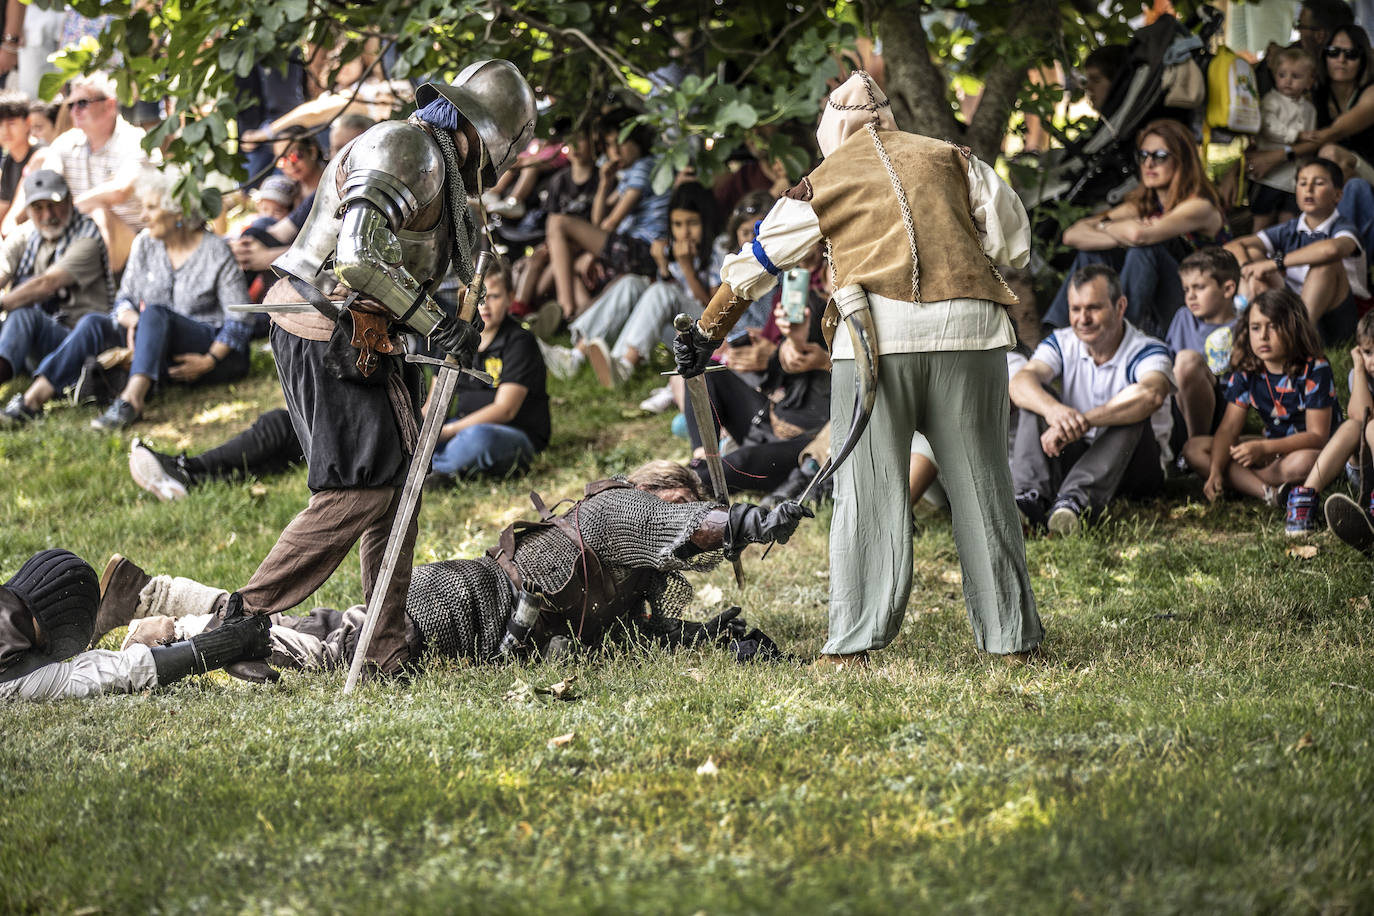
[0,146,35,203]
[452,315,550,450]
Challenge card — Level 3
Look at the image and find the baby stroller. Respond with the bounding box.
[1016,6,1225,214]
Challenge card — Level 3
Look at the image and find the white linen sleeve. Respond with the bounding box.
[719,197,823,302]
[967,156,1031,268]
[0,646,158,700]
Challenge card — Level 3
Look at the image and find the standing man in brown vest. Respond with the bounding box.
[674,71,1043,667]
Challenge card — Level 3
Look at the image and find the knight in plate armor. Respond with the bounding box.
[234,59,538,679]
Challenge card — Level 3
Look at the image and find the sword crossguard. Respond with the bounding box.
[404,352,494,386]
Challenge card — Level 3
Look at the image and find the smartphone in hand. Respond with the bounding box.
[780,268,810,324]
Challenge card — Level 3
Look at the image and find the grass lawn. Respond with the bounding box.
[1,343,1372,914]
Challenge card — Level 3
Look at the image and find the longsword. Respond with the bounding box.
[673,313,745,588]
[342,251,494,693]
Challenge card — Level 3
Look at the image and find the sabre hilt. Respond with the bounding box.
[462,249,495,324]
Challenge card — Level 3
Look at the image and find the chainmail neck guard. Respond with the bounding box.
[412,115,478,285]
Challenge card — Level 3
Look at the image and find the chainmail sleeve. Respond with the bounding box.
[405,557,513,660]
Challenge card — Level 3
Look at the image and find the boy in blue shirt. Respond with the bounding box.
[1225,157,1366,344]
[1169,247,1241,439]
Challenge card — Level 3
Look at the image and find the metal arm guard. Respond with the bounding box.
[334,202,448,336]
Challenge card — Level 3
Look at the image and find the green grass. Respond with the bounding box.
[1,343,1372,914]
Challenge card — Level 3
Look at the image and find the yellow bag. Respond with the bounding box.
[1205,46,1261,134]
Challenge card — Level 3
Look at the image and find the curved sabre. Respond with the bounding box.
[797,283,879,502]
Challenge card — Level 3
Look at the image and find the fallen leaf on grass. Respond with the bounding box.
[696,757,719,776]
[1293,732,1317,752]
[548,732,575,748]
[938,569,962,586]
[1168,503,1206,519]
[1349,595,1371,611]
[1286,544,1319,560]
[683,667,705,682]
[502,675,579,704]
[250,483,268,497]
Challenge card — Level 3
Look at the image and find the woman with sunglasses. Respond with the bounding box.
[1046,118,1228,337]
[1290,26,1374,187]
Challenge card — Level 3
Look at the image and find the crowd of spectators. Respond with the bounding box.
[7,0,1374,554]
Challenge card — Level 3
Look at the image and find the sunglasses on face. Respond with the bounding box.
[1136,149,1172,164]
[279,150,305,164]
[1326,46,1363,61]
[69,97,107,112]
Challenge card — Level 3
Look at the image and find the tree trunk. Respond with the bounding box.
[875,6,963,144]
[876,0,1061,162]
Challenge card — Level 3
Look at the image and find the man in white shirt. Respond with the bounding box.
[31,72,148,273]
[1010,264,1177,535]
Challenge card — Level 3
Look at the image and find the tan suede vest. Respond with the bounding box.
[808,129,1016,307]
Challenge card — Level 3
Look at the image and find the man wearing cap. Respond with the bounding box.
[0,549,271,700]
[0,169,113,391]
[673,71,1044,668]
[228,60,537,680]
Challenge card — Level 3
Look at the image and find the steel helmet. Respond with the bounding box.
[416,59,537,183]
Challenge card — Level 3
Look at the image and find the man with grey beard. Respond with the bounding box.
[0,169,113,387]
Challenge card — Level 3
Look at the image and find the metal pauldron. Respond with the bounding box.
[334,203,445,336]
[340,169,419,229]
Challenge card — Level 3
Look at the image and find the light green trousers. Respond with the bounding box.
[822,350,1043,655]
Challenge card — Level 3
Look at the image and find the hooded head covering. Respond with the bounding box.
[816,70,897,158]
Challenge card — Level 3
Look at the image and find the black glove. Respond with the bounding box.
[673,319,717,379]
[431,311,483,364]
[188,611,271,674]
[723,500,814,559]
[702,605,744,642]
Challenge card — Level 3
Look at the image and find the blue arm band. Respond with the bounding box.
[751,237,781,277]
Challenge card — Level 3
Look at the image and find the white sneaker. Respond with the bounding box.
[638,386,676,413]
[584,337,631,389]
[537,340,584,381]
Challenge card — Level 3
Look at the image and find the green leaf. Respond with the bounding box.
[199,186,223,219]
[714,100,758,131]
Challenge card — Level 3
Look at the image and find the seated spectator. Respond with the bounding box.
[426,264,550,486]
[542,108,668,327]
[26,98,59,146]
[33,72,149,273]
[681,293,830,495]
[1,169,252,429]
[231,128,329,275]
[0,170,112,386]
[1183,287,1337,508]
[1226,158,1365,343]
[1287,310,1374,535]
[1250,48,1319,230]
[479,125,570,220]
[1297,26,1374,188]
[0,90,37,231]
[1011,264,1176,536]
[1082,44,1129,114]
[1169,248,1241,440]
[553,181,721,387]
[1047,119,1228,337]
[509,128,600,318]
[248,175,298,228]
[128,408,303,502]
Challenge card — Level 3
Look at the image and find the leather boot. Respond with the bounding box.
[91,554,152,647]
